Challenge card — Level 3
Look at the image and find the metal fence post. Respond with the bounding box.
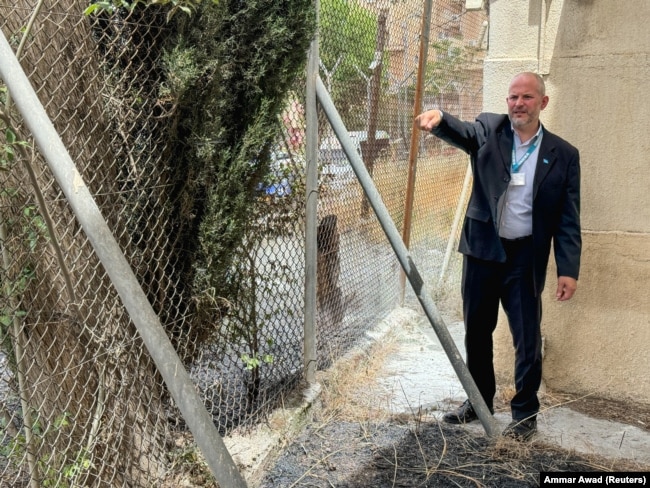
[0,31,248,488]
[304,0,320,384]
[400,0,433,304]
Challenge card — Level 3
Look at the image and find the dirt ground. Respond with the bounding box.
[255,318,650,488]
[256,395,650,488]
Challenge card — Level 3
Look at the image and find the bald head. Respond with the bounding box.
[510,72,546,97]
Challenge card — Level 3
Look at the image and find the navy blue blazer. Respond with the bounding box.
[432,112,581,295]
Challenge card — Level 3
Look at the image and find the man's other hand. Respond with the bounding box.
[556,276,577,301]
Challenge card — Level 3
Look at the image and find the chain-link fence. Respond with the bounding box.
[315,0,486,357]
[0,0,486,486]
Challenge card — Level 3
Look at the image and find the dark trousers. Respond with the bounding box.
[461,237,542,421]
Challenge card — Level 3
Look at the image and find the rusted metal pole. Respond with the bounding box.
[399,0,433,304]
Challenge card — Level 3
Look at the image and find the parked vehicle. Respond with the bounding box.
[258,150,303,197]
[319,130,389,185]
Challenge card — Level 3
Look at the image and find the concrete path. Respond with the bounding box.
[373,308,650,466]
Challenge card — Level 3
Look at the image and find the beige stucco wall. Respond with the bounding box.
[484,0,650,404]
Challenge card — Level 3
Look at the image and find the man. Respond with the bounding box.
[416,72,581,441]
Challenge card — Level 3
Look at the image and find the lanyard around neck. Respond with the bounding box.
[511,130,542,173]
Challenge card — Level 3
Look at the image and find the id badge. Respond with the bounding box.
[511,172,526,186]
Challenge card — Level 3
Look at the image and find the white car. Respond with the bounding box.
[319,131,389,186]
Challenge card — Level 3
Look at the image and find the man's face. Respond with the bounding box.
[507,74,549,132]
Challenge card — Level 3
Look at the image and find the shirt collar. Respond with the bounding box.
[512,123,543,146]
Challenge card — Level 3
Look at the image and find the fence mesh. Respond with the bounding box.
[0,0,486,486]
[315,0,486,358]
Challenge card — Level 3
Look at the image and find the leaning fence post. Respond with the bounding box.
[0,30,248,488]
[316,76,500,438]
[438,161,472,286]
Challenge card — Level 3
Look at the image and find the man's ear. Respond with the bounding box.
[541,95,549,110]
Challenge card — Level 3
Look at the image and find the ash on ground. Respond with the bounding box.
[258,415,646,488]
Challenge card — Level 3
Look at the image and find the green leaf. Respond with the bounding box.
[4,146,14,161]
[5,128,16,144]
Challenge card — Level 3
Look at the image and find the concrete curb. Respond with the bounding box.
[224,382,322,487]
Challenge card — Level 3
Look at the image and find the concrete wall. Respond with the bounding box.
[484,0,650,404]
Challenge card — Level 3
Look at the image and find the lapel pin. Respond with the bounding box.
[543,158,549,165]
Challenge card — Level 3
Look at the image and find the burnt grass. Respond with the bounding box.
[256,331,650,488]
[258,415,646,488]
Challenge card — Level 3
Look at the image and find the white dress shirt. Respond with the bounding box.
[499,125,543,239]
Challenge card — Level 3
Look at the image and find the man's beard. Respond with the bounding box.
[510,112,533,128]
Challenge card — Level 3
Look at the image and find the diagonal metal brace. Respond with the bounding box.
[316,76,500,438]
[0,30,248,488]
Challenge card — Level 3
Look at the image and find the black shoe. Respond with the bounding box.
[503,418,537,441]
[443,400,480,424]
